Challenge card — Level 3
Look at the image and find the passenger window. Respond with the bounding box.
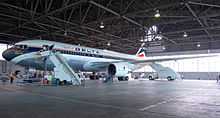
[23,45,28,49]
[14,45,19,48]
[14,45,28,49]
[18,45,22,49]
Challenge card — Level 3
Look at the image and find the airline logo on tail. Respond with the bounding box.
[136,48,146,58]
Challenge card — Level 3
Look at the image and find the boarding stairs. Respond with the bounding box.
[149,62,180,80]
[40,51,81,85]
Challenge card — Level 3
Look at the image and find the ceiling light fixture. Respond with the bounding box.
[141,42,145,47]
[154,10,160,18]
[100,22,104,28]
[197,42,201,48]
[183,32,188,37]
[64,30,67,36]
[107,42,111,46]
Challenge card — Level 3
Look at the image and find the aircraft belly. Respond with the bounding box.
[13,54,89,71]
[16,58,54,70]
[64,54,116,71]
[11,52,120,72]
[17,58,85,71]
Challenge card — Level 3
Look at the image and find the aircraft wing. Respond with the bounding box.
[130,54,218,64]
[87,54,218,65]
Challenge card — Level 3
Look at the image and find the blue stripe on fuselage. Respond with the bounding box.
[21,46,128,61]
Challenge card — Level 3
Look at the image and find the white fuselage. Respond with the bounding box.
[3,40,139,72]
[3,40,209,79]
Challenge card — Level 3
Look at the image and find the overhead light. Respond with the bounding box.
[64,30,67,36]
[162,46,166,50]
[183,32,188,37]
[197,42,200,48]
[107,42,111,46]
[141,42,145,47]
[154,10,160,18]
[100,22,104,28]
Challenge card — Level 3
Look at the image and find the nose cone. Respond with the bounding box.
[2,49,17,61]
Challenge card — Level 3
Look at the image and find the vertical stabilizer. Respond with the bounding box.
[136,48,146,58]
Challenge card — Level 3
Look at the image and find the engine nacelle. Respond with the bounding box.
[83,62,133,81]
[107,62,132,77]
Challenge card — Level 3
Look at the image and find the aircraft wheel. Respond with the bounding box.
[118,77,123,81]
[118,77,128,81]
[63,80,67,85]
[125,76,129,81]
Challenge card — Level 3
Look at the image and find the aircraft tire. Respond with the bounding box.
[118,77,128,81]
[63,80,67,85]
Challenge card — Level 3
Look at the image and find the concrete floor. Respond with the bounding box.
[0,80,220,118]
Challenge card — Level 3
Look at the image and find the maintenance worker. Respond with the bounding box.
[9,71,17,84]
[47,73,53,85]
[43,73,49,85]
[217,74,220,83]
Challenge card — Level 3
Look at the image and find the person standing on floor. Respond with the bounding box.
[9,70,20,84]
[9,72,16,84]
[217,74,220,83]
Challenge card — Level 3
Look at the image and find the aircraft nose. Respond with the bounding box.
[2,48,17,61]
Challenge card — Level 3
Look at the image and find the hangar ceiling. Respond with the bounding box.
[0,0,220,54]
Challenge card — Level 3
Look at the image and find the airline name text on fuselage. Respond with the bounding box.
[64,46,100,54]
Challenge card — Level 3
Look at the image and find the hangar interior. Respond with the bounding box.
[1,0,220,80]
[1,0,220,52]
[0,0,220,118]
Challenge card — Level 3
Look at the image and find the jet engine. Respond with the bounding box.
[107,63,132,81]
[83,62,133,81]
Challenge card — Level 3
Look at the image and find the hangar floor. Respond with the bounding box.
[0,80,220,118]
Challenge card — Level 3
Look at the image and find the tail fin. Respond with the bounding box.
[136,47,147,58]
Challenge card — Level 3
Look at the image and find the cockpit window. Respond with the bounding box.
[23,45,27,49]
[14,45,28,49]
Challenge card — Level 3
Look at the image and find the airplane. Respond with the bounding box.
[2,40,216,82]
